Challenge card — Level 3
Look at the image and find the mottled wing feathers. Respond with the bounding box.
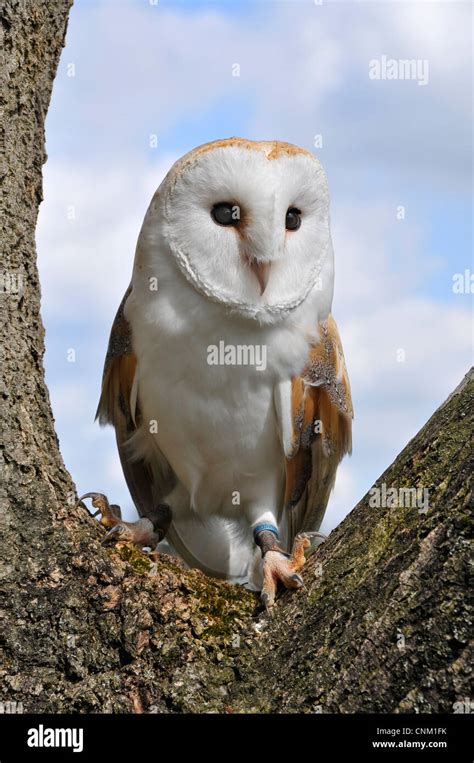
[96,285,135,427]
[96,287,167,519]
[285,315,353,544]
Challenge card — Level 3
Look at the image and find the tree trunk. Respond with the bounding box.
[0,1,471,715]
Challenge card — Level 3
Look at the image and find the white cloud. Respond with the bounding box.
[46,0,471,188]
[342,298,472,403]
[37,156,178,321]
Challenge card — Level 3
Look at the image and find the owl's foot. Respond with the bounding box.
[78,493,172,549]
[260,531,326,609]
[78,492,122,528]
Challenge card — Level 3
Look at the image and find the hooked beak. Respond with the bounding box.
[249,260,272,295]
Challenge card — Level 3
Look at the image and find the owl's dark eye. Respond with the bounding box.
[211,202,239,226]
[286,207,301,231]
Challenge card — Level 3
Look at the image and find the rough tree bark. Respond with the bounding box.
[0,1,471,715]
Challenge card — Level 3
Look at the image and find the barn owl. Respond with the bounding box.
[81,138,353,608]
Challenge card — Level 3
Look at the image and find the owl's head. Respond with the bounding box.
[139,138,334,323]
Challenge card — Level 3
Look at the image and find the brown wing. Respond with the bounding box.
[96,286,175,517]
[285,314,353,545]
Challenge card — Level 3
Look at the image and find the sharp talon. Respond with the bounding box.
[290,573,304,587]
[101,524,125,544]
[79,492,122,528]
[260,538,311,604]
[260,592,274,610]
[78,492,108,504]
[81,496,172,549]
[301,531,327,542]
[77,496,101,517]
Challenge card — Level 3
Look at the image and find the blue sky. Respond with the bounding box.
[37,0,472,530]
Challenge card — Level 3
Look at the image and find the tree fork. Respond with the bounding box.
[0,1,471,714]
